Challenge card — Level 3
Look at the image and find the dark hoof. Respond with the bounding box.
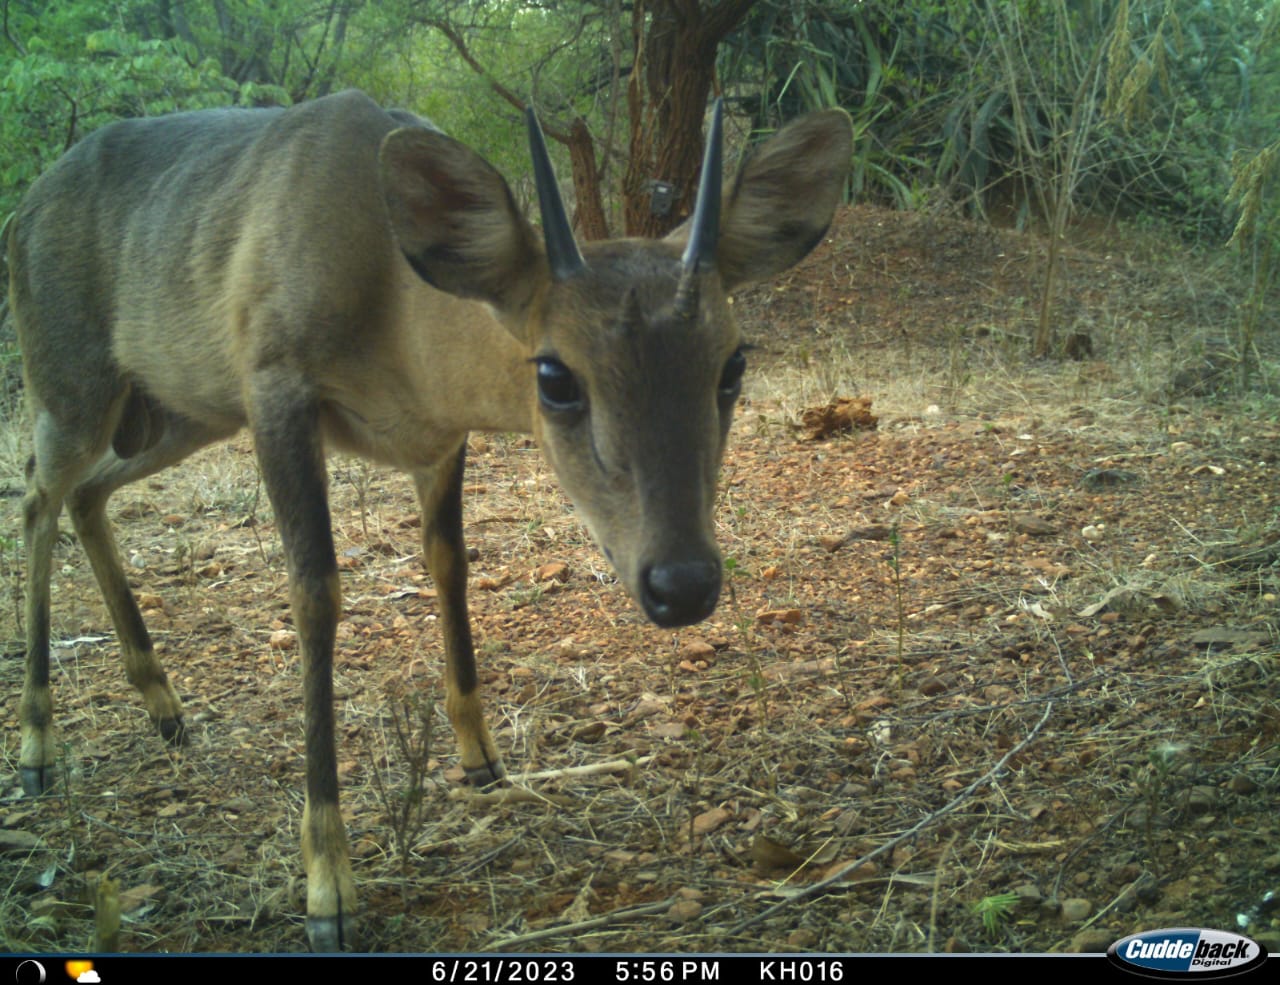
[20,766,54,797]
[157,716,186,746]
[465,758,507,789]
[306,914,358,952]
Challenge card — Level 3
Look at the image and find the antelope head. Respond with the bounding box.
[382,100,853,629]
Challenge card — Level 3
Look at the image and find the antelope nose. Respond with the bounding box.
[642,560,721,628]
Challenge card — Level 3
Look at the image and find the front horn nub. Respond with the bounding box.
[676,98,724,319]
[526,106,585,281]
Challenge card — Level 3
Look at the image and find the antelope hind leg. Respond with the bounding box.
[64,414,229,747]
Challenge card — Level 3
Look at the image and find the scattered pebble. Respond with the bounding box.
[1069,929,1115,953]
[666,899,703,924]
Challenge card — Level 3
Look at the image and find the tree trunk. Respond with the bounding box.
[424,1,754,241]
[568,117,611,241]
[623,0,756,238]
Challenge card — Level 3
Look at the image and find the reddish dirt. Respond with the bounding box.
[1,204,1277,955]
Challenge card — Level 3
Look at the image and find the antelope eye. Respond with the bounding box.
[536,357,584,412]
[718,348,747,398]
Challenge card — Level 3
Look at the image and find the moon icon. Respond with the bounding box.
[15,960,46,985]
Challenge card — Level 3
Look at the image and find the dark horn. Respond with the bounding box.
[681,98,724,273]
[526,106,585,280]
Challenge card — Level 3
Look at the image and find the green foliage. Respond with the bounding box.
[1225,136,1277,389]
[972,891,1020,940]
[2,39,228,184]
[0,0,408,223]
[2,0,1274,267]
[726,0,1279,246]
[1227,138,1280,251]
[1,2,247,220]
[724,2,925,209]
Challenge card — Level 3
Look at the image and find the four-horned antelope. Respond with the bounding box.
[9,89,852,949]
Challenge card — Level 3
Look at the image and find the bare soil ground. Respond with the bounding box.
[1,204,1277,955]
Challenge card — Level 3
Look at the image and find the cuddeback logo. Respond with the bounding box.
[1107,928,1269,979]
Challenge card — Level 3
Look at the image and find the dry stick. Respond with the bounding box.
[726,701,1055,936]
[451,757,656,808]
[488,896,679,951]
[515,755,654,782]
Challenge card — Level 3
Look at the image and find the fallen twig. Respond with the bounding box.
[516,756,654,783]
[487,896,678,950]
[449,756,655,807]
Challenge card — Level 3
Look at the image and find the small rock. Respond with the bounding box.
[571,722,607,743]
[1251,930,1280,954]
[756,608,804,626]
[1114,872,1159,912]
[680,640,716,661]
[666,899,703,924]
[1228,773,1258,795]
[1181,785,1217,813]
[535,562,570,583]
[787,928,819,949]
[119,883,166,913]
[1012,513,1056,536]
[1060,898,1092,922]
[269,629,297,650]
[0,830,40,855]
[556,637,603,660]
[1080,469,1140,491]
[692,807,732,836]
[1069,929,1115,953]
[751,835,805,872]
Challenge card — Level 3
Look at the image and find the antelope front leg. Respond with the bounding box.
[252,379,356,951]
[415,447,504,786]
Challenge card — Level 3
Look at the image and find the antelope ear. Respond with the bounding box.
[379,127,544,313]
[673,109,852,291]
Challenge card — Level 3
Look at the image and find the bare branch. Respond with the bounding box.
[426,19,534,123]
[2,0,28,56]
